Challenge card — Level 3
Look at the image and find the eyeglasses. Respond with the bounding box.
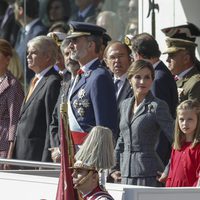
[107,53,128,61]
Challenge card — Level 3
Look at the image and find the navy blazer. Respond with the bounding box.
[151,61,178,165]
[151,61,178,118]
[69,59,118,139]
[13,67,61,162]
[114,92,174,178]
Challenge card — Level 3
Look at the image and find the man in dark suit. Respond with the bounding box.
[131,33,178,166]
[104,41,133,108]
[65,21,118,145]
[13,36,61,163]
[14,0,48,85]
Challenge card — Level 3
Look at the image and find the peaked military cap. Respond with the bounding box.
[66,21,106,39]
[161,22,200,42]
[163,37,197,54]
[47,32,67,46]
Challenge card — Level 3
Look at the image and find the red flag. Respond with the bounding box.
[56,111,77,200]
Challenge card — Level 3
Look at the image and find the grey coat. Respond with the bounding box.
[114,91,174,178]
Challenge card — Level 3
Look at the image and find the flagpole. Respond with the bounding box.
[56,94,78,200]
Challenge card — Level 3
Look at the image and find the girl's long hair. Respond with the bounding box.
[174,99,200,150]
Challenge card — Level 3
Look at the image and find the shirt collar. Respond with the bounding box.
[35,66,52,81]
[82,58,98,72]
[177,66,194,79]
[114,73,127,82]
[153,60,161,69]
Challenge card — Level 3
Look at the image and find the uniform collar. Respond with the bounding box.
[82,58,98,72]
[177,66,194,79]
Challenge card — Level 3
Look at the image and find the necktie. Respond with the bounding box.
[114,79,121,92]
[76,69,84,75]
[75,68,84,85]
[26,76,38,102]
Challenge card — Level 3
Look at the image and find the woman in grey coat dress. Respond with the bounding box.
[111,60,174,186]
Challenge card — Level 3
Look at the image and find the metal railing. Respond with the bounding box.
[0,158,60,169]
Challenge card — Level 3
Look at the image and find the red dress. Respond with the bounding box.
[166,142,200,187]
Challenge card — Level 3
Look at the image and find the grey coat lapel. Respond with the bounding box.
[130,92,154,124]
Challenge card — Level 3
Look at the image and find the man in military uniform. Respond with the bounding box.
[163,35,200,103]
[71,126,115,200]
[66,21,118,145]
[72,161,114,200]
[162,22,200,71]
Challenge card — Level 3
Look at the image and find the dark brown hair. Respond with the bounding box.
[127,59,155,81]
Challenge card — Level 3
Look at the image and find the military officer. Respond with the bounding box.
[162,22,200,72]
[163,36,200,103]
[71,126,115,200]
[66,21,118,145]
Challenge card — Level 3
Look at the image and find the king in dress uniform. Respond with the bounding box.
[66,21,118,145]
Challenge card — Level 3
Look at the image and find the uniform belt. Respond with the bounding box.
[125,144,154,152]
[71,131,88,145]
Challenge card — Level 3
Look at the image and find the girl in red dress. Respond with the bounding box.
[163,99,200,187]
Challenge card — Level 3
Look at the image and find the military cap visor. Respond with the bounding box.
[163,37,197,54]
[66,21,106,39]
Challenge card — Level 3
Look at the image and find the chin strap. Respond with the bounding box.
[74,170,95,189]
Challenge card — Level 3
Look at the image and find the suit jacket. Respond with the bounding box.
[176,66,200,103]
[151,61,178,165]
[0,71,24,152]
[13,67,61,162]
[113,92,174,178]
[69,4,96,22]
[69,59,118,139]
[115,78,133,140]
[117,78,133,108]
[15,19,48,84]
[151,61,178,118]
[0,5,21,47]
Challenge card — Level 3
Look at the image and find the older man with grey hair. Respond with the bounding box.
[12,36,61,164]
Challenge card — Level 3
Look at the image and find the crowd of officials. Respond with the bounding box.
[1,1,200,197]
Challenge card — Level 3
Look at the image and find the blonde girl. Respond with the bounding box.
[165,99,200,187]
